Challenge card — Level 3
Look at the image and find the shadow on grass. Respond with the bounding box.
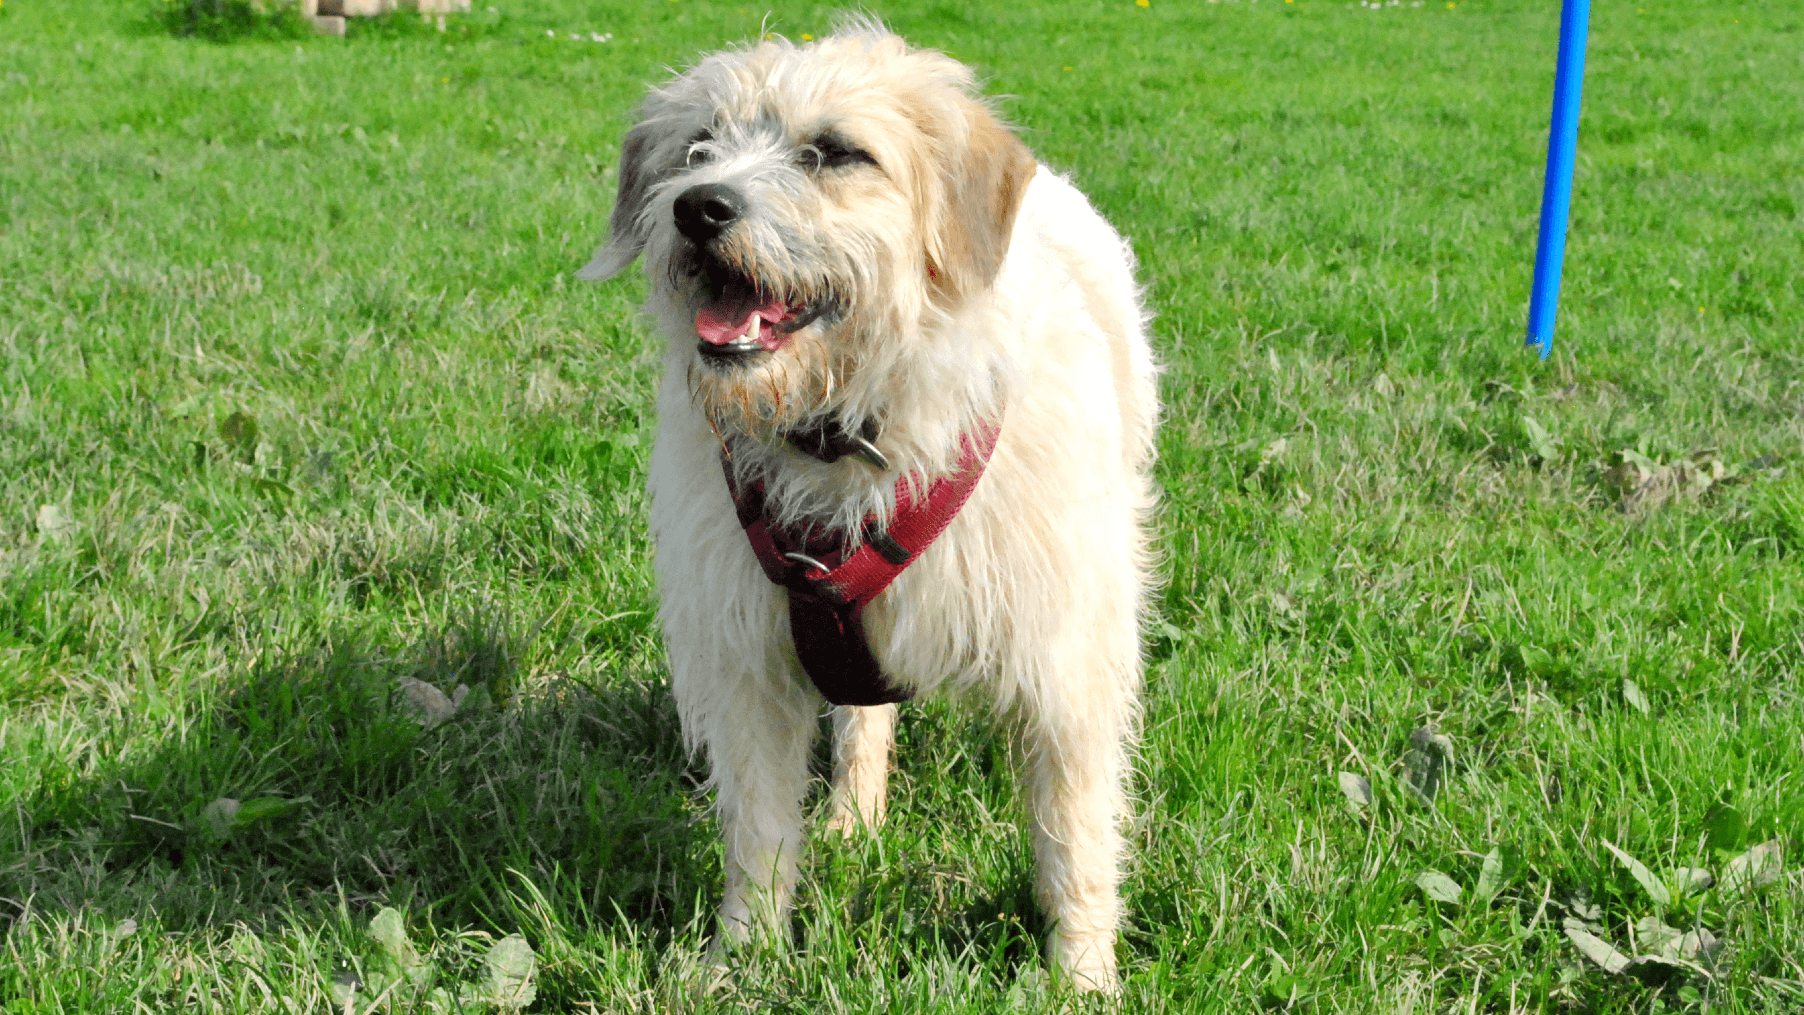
[779,708,1055,990]
[1,616,708,952]
[793,844,1048,986]
[4,618,1120,1003]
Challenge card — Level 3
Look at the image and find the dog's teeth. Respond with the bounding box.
[748,317,761,344]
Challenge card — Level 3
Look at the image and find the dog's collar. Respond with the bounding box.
[721,417,1001,707]
[785,414,889,471]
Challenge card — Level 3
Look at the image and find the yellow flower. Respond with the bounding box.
[1136,0,1150,6]
[441,77,449,83]
[1063,66,1073,71]
[1446,2,1455,6]
[801,33,813,40]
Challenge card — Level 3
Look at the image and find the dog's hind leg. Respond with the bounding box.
[824,703,896,835]
[702,672,819,947]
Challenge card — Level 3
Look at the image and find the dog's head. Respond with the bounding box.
[580,24,1036,436]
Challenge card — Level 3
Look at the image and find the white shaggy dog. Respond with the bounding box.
[580,23,1156,993]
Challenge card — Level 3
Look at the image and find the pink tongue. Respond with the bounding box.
[695,287,793,350]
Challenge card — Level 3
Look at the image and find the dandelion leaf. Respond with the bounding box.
[1403,729,1453,805]
[1415,870,1462,904]
[1602,838,1671,908]
[1622,679,1650,715]
[1564,918,1632,974]
[478,934,537,1010]
[1473,846,1508,905]
[1337,771,1373,808]
[1722,839,1782,895]
[399,677,459,729]
[201,798,240,842]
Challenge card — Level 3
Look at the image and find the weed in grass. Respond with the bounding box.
[152,0,314,42]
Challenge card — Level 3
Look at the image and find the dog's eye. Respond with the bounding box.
[685,129,714,167]
[800,134,876,172]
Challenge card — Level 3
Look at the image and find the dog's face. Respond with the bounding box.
[581,28,1036,437]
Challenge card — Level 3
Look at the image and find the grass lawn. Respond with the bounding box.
[3,0,1802,1010]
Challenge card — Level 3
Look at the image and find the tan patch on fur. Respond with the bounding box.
[927,99,1039,304]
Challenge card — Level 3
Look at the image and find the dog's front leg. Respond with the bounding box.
[1021,671,1133,994]
[824,703,896,835]
[698,669,819,947]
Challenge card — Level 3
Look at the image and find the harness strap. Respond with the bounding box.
[722,419,1001,706]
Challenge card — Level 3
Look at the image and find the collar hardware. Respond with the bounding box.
[786,414,890,470]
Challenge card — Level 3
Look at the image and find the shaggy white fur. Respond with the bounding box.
[581,22,1157,993]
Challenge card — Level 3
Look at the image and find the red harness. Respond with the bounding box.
[722,420,1000,706]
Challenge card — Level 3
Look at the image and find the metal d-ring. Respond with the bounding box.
[850,436,890,471]
[783,552,830,573]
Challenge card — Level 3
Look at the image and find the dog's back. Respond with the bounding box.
[1001,169,1159,484]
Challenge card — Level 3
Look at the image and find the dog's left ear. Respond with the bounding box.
[928,102,1038,302]
[578,121,661,281]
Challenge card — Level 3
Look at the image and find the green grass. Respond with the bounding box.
[2,0,1802,1010]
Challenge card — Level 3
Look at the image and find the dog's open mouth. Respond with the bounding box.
[693,272,830,362]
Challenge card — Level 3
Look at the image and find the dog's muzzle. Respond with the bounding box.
[673,183,841,365]
[673,183,777,364]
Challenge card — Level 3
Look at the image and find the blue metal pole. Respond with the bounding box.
[1526,0,1591,360]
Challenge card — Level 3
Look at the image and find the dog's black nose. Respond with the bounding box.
[673,183,746,242]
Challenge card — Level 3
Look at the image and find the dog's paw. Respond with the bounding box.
[822,809,858,837]
[1051,932,1120,995]
[822,801,883,837]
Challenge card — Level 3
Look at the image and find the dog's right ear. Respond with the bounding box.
[577,121,660,281]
